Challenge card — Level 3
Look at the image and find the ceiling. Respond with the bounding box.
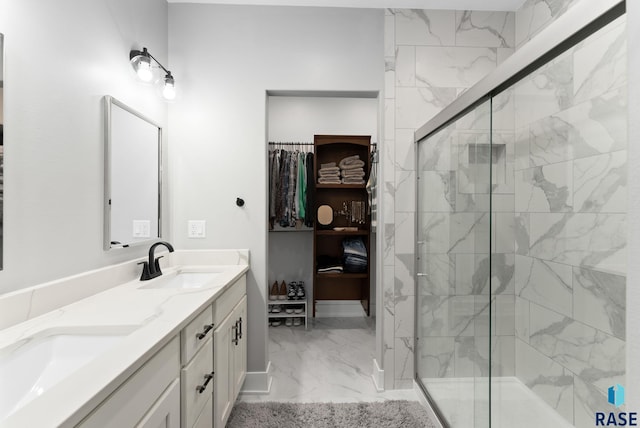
[166,0,528,12]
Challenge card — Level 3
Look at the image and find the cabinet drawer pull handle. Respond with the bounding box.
[196,323,214,340]
[238,317,243,340]
[196,372,214,394]
[417,273,429,277]
[231,325,239,346]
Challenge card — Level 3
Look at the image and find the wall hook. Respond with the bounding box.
[236,197,245,207]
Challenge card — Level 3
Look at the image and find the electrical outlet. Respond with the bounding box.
[188,220,206,238]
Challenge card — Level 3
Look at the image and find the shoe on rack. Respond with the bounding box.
[278,281,287,300]
[285,318,293,327]
[293,317,302,327]
[296,282,306,300]
[269,281,278,301]
[285,306,294,314]
[271,305,281,314]
[287,282,298,300]
[271,318,282,327]
[294,306,303,314]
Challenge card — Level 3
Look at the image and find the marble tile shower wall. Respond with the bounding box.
[383,9,515,388]
[512,16,627,426]
[416,99,517,387]
[515,0,582,48]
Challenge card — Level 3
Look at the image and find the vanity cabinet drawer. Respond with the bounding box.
[181,336,214,428]
[213,275,246,326]
[181,305,214,365]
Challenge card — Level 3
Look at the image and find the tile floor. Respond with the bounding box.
[239,317,418,403]
[238,316,572,427]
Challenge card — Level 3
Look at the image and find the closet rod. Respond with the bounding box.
[268,142,378,146]
[268,142,313,146]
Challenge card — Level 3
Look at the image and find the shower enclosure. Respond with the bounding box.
[415,2,627,427]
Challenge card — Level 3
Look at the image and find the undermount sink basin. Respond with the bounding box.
[138,271,221,290]
[0,326,136,420]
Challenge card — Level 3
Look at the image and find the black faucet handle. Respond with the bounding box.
[154,256,164,275]
[138,261,152,281]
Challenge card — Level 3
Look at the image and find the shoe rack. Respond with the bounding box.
[267,281,308,330]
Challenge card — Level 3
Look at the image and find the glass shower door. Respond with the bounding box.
[416,100,492,427]
[416,12,627,428]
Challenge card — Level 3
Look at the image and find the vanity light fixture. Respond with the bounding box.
[129,47,176,100]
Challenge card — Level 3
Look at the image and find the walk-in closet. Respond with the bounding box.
[266,92,380,334]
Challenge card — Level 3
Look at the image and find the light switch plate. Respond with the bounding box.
[188,220,206,238]
[132,220,151,238]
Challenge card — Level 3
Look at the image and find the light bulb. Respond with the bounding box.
[162,77,176,100]
[136,58,153,82]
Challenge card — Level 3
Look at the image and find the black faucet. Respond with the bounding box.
[139,241,175,281]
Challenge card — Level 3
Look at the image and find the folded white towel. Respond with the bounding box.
[342,177,365,185]
[318,177,341,184]
[321,162,337,168]
[319,167,340,175]
[339,155,360,165]
[342,169,365,177]
[340,160,365,170]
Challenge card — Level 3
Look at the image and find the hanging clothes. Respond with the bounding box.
[297,152,306,222]
[305,151,315,227]
[366,148,378,232]
[268,143,314,229]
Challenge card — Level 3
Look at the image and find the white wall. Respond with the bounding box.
[0,0,169,293]
[168,4,383,374]
[268,95,379,141]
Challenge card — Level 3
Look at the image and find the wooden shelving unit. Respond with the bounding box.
[312,135,371,317]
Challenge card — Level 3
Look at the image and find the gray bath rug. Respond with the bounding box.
[227,400,438,428]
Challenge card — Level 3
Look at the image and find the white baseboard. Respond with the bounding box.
[240,361,272,394]
[414,380,444,428]
[371,358,384,392]
[315,300,366,318]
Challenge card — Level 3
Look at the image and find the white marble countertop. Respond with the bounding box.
[0,261,249,428]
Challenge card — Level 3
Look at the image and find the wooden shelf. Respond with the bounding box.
[313,134,371,318]
[315,183,365,189]
[316,230,368,236]
[269,228,313,233]
[315,272,368,279]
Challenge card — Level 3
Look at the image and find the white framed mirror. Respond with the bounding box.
[104,96,162,250]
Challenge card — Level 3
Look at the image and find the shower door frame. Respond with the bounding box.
[413,0,627,426]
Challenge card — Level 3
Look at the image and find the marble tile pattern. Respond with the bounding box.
[402,9,629,427]
[515,0,581,48]
[385,8,627,418]
[415,95,517,394]
[239,318,419,403]
[510,15,628,427]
